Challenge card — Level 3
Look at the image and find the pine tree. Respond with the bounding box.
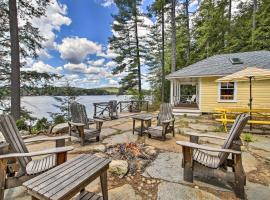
[192,0,228,61]
[109,0,145,98]
[254,0,270,50]
[0,0,50,119]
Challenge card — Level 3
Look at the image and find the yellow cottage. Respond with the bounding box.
[166,51,270,115]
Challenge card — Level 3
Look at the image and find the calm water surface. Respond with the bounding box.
[21,95,130,119]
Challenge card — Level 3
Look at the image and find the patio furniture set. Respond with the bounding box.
[0,102,250,199]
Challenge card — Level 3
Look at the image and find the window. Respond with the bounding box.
[219,82,237,102]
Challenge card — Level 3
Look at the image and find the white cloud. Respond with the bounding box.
[105,61,116,68]
[88,58,106,67]
[22,61,62,74]
[64,62,108,75]
[98,45,118,59]
[100,0,114,7]
[31,0,71,50]
[108,79,118,86]
[58,37,102,64]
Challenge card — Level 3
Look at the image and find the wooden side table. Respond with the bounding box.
[132,114,152,136]
[23,154,111,200]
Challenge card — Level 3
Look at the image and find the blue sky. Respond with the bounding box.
[23,0,154,89]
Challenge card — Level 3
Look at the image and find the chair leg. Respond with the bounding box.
[182,146,193,183]
[0,159,7,200]
[100,171,108,200]
[234,154,246,199]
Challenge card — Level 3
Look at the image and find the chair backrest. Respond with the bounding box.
[217,113,249,166]
[0,115,31,172]
[191,95,196,102]
[158,103,174,124]
[70,102,89,128]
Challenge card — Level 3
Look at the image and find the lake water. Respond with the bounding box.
[21,95,131,119]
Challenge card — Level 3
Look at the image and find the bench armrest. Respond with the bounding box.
[93,119,104,123]
[0,146,74,159]
[176,141,241,154]
[184,132,227,140]
[24,136,70,144]
[68,122,85,127]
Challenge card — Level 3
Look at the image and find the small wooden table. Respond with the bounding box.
[132,114,152,136]
[23,154,111,200]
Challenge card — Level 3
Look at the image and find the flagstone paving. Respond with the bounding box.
[102,131,138,147]
[3,115,270,200]
[157,182,221,200]
[143,152,184,183]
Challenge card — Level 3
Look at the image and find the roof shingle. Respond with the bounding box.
[166,51,270,79]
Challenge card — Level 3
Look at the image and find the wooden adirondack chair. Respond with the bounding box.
[69,102,104,146]
[148,103,175,140]
[0,115,73,199]
[176,113,249,199]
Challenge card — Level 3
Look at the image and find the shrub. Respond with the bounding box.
[53,115,66,125]
[16,118,28,131]
[35,117,50,131]
[243,133,254,143]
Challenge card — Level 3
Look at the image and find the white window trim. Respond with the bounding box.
[217,82,238,103]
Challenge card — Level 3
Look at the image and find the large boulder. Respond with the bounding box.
[109,160,128,178]
[50,123,69,134]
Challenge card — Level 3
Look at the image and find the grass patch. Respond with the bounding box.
[243,133,254,143]
[213,125,225,132]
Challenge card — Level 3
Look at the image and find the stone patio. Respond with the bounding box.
[2,114,270,200]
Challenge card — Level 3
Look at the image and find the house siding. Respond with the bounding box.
[200,77,270,112]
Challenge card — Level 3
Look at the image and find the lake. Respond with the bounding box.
[21,95,131,119]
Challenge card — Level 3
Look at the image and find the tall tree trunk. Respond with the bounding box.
[252,0,257,47]
[134,5,142,98]
[161,4,165,102]
[228,0,232,28]
[185,0,190,64]
[8,0,20,120]
[171,0,176,72]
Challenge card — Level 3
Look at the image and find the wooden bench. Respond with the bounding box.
[23,154,111,200]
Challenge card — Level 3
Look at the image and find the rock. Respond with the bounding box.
[4,186,30,200]
[242,152,259,173]
[246,181,270,200]
[137,186,142,191]
[109,160,128,177]
[50,123,69,134]
[143,152,184,183]
[108,184,142,200]
[91,144,106,152]
[147,180,151,184]
[19,130,30,135]
[102,131,138,146]
[157,182,221,200]
[136,160,149,170]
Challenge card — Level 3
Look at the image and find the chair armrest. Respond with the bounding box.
[94,119,104,123]
[68,121,85,127]
[24,136,71,144]
[176,141,241,154]
[0,146,74,159]
[184,132,227,140]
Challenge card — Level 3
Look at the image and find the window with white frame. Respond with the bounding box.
[219,82,237,101]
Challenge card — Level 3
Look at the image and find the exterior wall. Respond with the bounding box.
[200,77,270,112]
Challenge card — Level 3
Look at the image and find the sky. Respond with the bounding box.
[22,0,155,89]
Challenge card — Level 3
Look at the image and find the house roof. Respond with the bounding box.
[166,51,270,79]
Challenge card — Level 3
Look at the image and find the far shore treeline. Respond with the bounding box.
[0,87,122,96]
